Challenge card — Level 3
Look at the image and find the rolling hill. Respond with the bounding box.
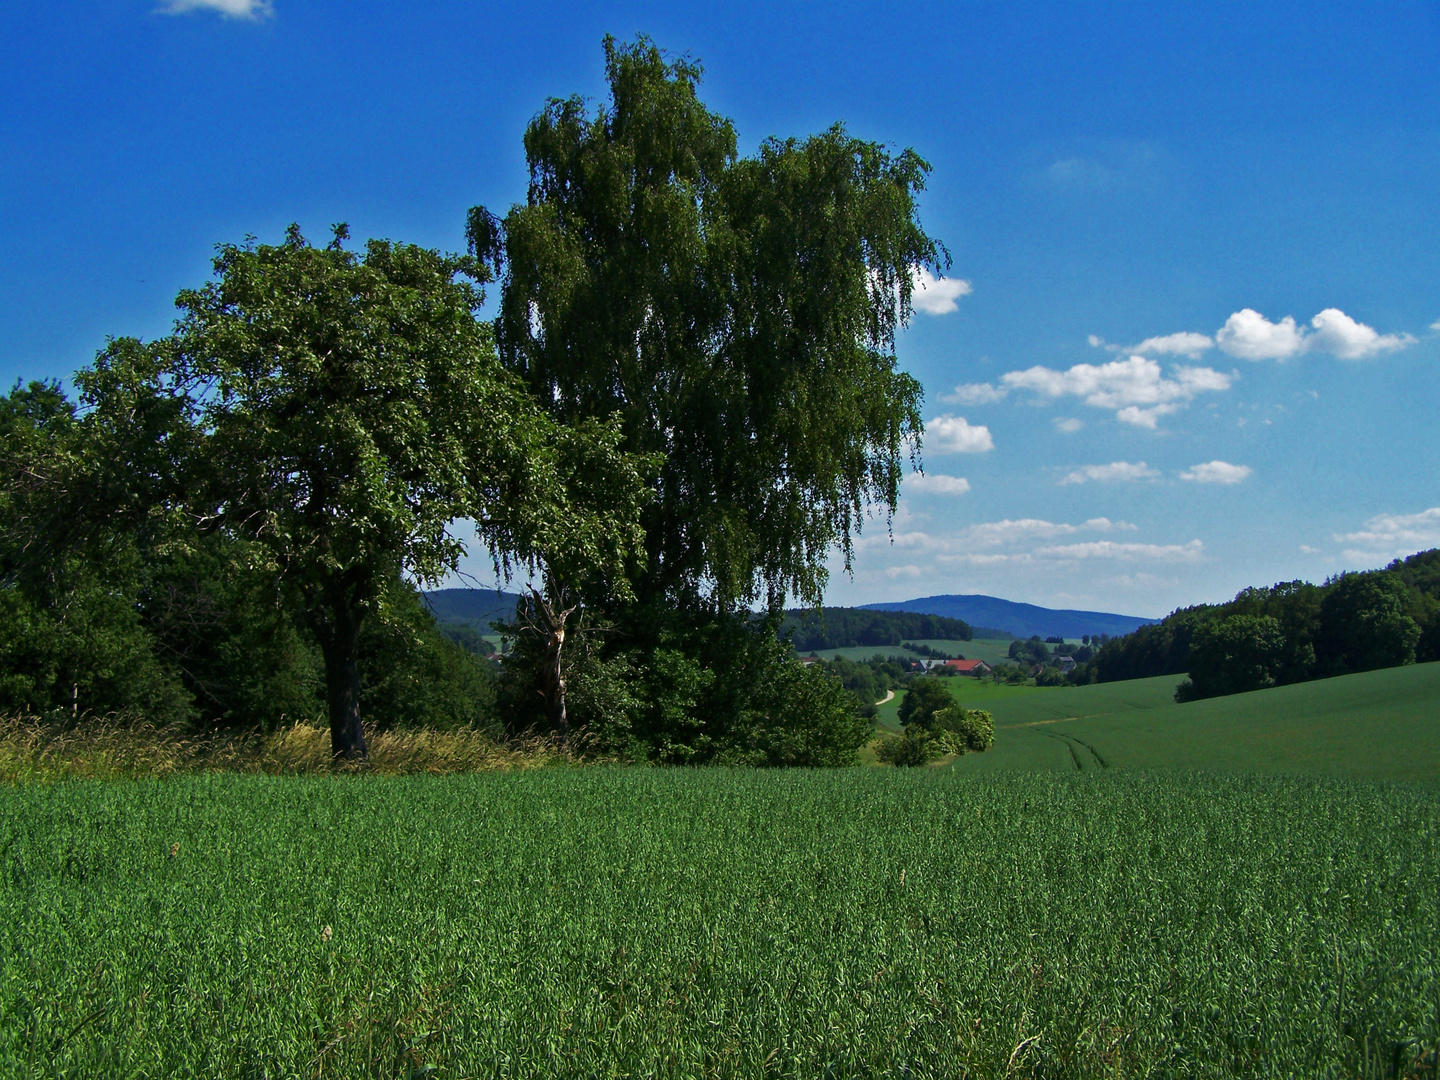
[861,594,1156,639]
[936,662,1440,784]
[421,588,523,628]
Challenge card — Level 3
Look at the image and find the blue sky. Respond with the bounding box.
[4,2,1438,617]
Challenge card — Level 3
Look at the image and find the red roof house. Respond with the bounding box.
[941,659,992,676]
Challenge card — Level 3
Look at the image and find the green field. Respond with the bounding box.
[3,768,1438,1077]
[798,637,1013,665]
[935,662,1440,784]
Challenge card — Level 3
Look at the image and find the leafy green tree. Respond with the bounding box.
[469,35,940,614]
[897,677,953,730]
[470,36,943,763]
[1175,614,1289,702]
[76,226,649,759]
[1316,571,1421,676]
[931,706,994,754]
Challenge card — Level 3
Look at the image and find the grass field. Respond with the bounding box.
[937,662,1440,784]
[3,768,1437,1077]
[795,637,1012,665]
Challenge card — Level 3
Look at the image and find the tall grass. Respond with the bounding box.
[0,715,571,783]
[2,768,1436,1077]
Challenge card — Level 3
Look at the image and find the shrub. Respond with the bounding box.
[931,706,994,754]
[874,728,938,767]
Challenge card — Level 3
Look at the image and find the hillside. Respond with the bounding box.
[938,661,1440,784]
[862,594,1155,639]
[421,588,523,628]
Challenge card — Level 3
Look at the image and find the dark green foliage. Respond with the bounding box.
[897,677,953,729]
[498,610,871,765]
[5,770,1436,1076]
[1317,570,1421,676]
[931,705,995,753]
[1092,557,1439,702]
[783,607,972,651]
[473,36,938,613]
[470,36,945,757]
[1175,613,1290,702]
[1091,608,1206,683]
[1008,636,1051,665]
[822,654,906,707]
[874,727,938,766]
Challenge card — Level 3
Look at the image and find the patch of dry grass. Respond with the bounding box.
[0,715,575,783]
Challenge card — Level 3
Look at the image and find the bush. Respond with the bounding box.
[874,728,938,767]
[931,706,994,754]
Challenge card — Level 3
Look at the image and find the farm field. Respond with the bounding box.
[3,768,1437,1077]
[798,636,1012,665]
[940,662,1440,784]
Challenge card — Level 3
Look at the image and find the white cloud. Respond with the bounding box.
[1308,308,1415,360]
[1129,331,1213,358]
[1116,403,1181,429]
[925,415,994,453]
[1035,539,1204,562]
[910,267,972,316]
[906,472,971,496]
[1000,355,1230,427]
[1053,417,1084,434]
[158,0,272,17]
[1179,460,1253,484]
[1430,319,1440,332]
[1060,461,1159,485]
[945,382,1007,405]
[1333,507,1440,562]
[1215,309,1307,361]
[1216,307,1414,361]
[961,517,1133,549]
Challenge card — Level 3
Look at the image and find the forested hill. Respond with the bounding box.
[421,589,524,628]
[1088,548,1440,700]
[861,595,1155,640]
[783,608,974,651]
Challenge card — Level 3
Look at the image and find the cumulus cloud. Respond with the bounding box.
[1000,355,1231,427]
[1179,461,1252,484]
[925,415,994,453]
[945,382,1008,405]
[157,0,272,17]
[1216,307,1414,361]
[1430,319,1440,332]
[1053,417,1084,434]
[1309,308,1415,359]
[910,267,972,316]
[1333,507,1440,562]
[1129,331,1213,358]
[905,472,971,496]
[1215,309,1307,361]
[1060,461,1159,485]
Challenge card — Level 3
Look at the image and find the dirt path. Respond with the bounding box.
[876,690,895,706]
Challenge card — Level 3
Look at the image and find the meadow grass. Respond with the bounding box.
[0,716,567,784]
[942,662,1440,784]
[2,768,1436,1077]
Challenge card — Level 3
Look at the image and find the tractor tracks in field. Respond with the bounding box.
[1039,728,1109,771]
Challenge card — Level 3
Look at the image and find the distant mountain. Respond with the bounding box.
[421,588,523,628]
[860,594,1156,640]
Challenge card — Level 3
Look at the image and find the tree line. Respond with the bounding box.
[0,36,945,765]
[783,608,973,652]
[1085,550,1440,700]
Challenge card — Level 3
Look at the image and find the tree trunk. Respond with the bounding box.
[315,593,367,761]
[527,581,578,753]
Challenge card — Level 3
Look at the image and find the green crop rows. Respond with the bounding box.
[3,768,1437,1077]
